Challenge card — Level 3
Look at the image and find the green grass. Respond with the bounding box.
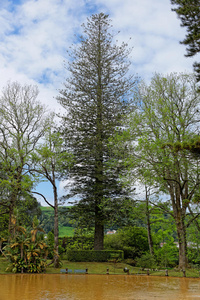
[59,226,74,237]
[46,261,132,275]
[0,257,200,277]
[41,206,54,211]
[41,206,70,212]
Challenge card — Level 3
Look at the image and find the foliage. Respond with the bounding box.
[171,0,200,81]
[16,196,42,228]
[135,253,157,269]
[66,250,124,262]
[0,81,48,232]
[154,244,179,268]
[57,12,135,250]
[31,124,73,267]
[126,72,200,269]
[39,206,74,235]
[60,235,94,252]
[3,216,48,273]
[0,214,9,237]
[187,248,200,267]
[104,227,149,259]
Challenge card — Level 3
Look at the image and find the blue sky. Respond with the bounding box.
[0,0,198,205]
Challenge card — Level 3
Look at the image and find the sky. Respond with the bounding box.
[0,0,198,205]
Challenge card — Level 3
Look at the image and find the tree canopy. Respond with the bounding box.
[171,0,200,81]
[126,72,200,269]
[0,82,48,233]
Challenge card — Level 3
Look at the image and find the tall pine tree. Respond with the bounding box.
[57,13,135,250]
[171,0,200,81]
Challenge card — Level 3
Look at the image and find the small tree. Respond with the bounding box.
[31,123,73,267]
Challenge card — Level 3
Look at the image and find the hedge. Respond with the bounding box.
[66,250,124,262]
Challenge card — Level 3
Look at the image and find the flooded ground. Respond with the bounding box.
[0,274,200,300]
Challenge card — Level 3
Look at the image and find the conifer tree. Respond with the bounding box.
[171,0,200,81]
[57,13,135,250]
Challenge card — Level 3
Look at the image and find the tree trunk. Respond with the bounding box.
[147,213,154,255]
[8,202,14,234]
[94,196,104,250]
[145,186,154,255]
[165,161,189,270]
[53,178,59,268]
[94,217,104,250]
[176,216,187,269]
[8,195,16,236]
[93,19,104,252]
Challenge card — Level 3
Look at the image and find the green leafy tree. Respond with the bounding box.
[127,73,200,269]
[0,82,48,233]
[57,13,135,250]
[31,124,73,267]
[171,0,200,81]
[16,195,42,228]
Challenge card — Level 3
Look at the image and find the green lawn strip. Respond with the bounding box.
[58,226,74,237]
[46,261,131,275]
[0,257,200,277]
[131,268,200,278]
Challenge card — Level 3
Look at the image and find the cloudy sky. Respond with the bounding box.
[0,0,197,205]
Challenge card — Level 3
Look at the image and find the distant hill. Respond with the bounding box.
[40,206,74,237]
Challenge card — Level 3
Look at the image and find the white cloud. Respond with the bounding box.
[0,0,195,104]
[0,0,90,111]
[94,0,194,82]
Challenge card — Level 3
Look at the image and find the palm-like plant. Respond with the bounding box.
[3,214,48,273]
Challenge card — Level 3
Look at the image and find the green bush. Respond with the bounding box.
[59,235,94,251]
[124,258,136,266]
[154,243,179,268]
[187,248,200,266]
[4,216,48,273]
[136,253,157,269]
[104,226,149,259]
[66,250,124,262]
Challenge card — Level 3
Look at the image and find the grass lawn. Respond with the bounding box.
[46,262,200,277]
[0,257,199,277]
[46,261,131,275]
[59,226,74,237]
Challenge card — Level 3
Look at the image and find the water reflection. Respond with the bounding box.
[0,274,200,300]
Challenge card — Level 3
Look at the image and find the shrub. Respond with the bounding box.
[124,258,136,266]
[59,235,94,251]
[136,253,157,270]
[66,250,124,262]
[3,216,48,273]
[104,226,149,259]
[154,243,179,268]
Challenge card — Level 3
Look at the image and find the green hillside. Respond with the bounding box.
[40,206,74,237]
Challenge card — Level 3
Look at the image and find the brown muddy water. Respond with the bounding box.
[0,274,200,300]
